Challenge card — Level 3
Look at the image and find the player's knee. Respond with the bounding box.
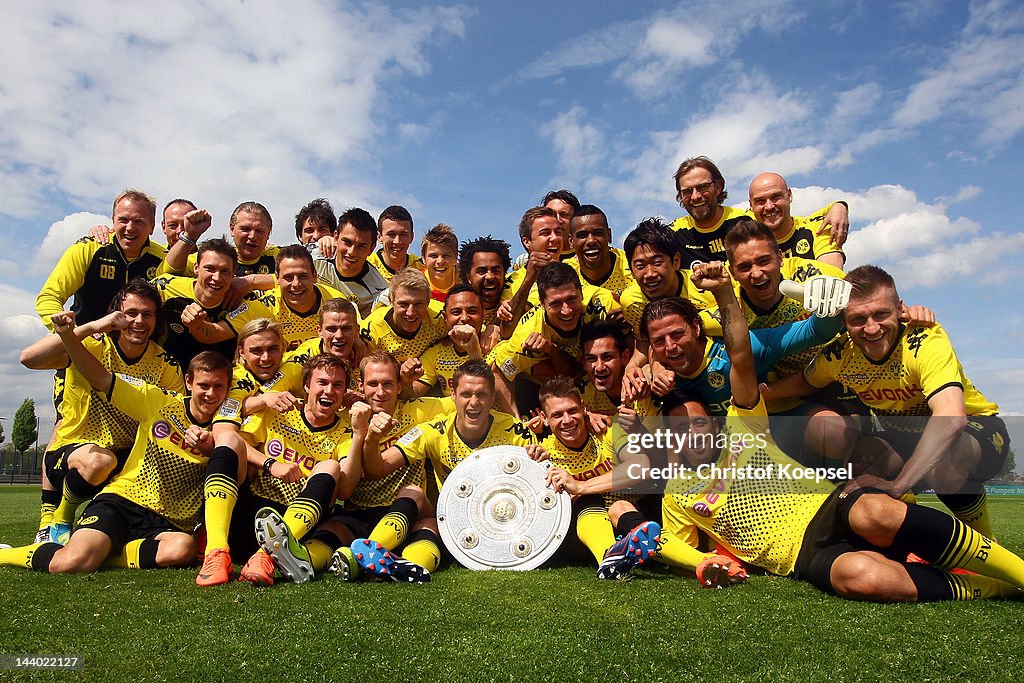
[76,453,116,483]
[831,554,915,602]
[312,458,341,480]
[607,500,635,527]
[156,535,198,568]
[397,485,427,510]
[48,545,104,574]
[848,494,905,544]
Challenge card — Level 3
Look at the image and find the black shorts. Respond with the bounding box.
[76,494,180,554]
[793,487,875,594]
[326,505,390,539]
[227,492,283,558]
[878,415,1010,483]
[42,443,132,484]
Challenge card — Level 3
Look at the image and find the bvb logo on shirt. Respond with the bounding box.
[147,266,157,279]
[795,239,810,255]
[708,372,725,389]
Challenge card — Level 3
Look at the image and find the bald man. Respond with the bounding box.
[748,173,846,270]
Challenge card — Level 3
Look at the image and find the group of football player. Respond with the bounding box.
[1,155,1020,603]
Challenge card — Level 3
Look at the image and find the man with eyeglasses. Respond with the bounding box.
[671,156,849,266]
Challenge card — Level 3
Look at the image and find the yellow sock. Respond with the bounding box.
[283,499,323,540]
[950,494,995,538]
[368,498,417,550]
[38,503,57,530]
[0,542,45,569]
[305,539,335,572]
[403,536,441,572]
[203,473,239,551]
[576,507,615,564]
[946,571,1024,600]
[106,539,144,569]
[936,522,1024,588]
[369,512,411,550]
[655,534,709,571]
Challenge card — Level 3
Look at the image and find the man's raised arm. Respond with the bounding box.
[50,311,114,394]
[690,262,758,408]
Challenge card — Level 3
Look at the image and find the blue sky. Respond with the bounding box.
[0,1,1021,439]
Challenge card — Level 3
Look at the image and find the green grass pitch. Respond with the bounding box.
[1,486,1023,682]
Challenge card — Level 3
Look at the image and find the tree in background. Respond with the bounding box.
[997,446,1017,483]
[12,399,37,455]
[0,417,5,445]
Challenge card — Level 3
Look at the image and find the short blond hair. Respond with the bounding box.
[388,267,431,303]
[112,189,157,222]
[237,318,285,350]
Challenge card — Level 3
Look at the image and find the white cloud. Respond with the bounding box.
[541,106,605,182]
[611,1,801,97]
[0,283,56,426]
[826,82,884,131]
[31,212,110,277]
[892,0,1024,145]
[0,2,467,232]
[795,183,1024,289]
[513,20,645,82]
[514,2,800,98]
[941,185,983,205]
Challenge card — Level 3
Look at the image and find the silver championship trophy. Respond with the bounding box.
[436,445,572,570]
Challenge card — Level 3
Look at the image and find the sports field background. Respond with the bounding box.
[1,486,1022,681]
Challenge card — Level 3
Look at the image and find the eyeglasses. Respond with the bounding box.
[679,181,716,197]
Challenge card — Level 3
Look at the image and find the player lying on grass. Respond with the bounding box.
[198,353,365,586]
[538,377,661,577]
[20,280,184,545]
[614,263,1024,602]
[0,312,229,573]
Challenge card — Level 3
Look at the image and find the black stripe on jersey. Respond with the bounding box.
[925,381,964,402]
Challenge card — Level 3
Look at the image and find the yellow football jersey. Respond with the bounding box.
[620,269,717,339]
[671,206,752,264]
[419,339,475,395]
[214,358,306,425]
[565,247,636,296]
[99,376,212,531]
[662,397,834,575]
[151,274,268,367]
[241,407,351,507]
[491,286,620,381]
[542,430,638,508]
[367,250,423,283]
[253,283,348,350]
[348,396,453,509]
[775,205,844,263]
[55,335,184,451]
[804,324,998,433]
[395,411,538,488]
[359,298,447,362]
